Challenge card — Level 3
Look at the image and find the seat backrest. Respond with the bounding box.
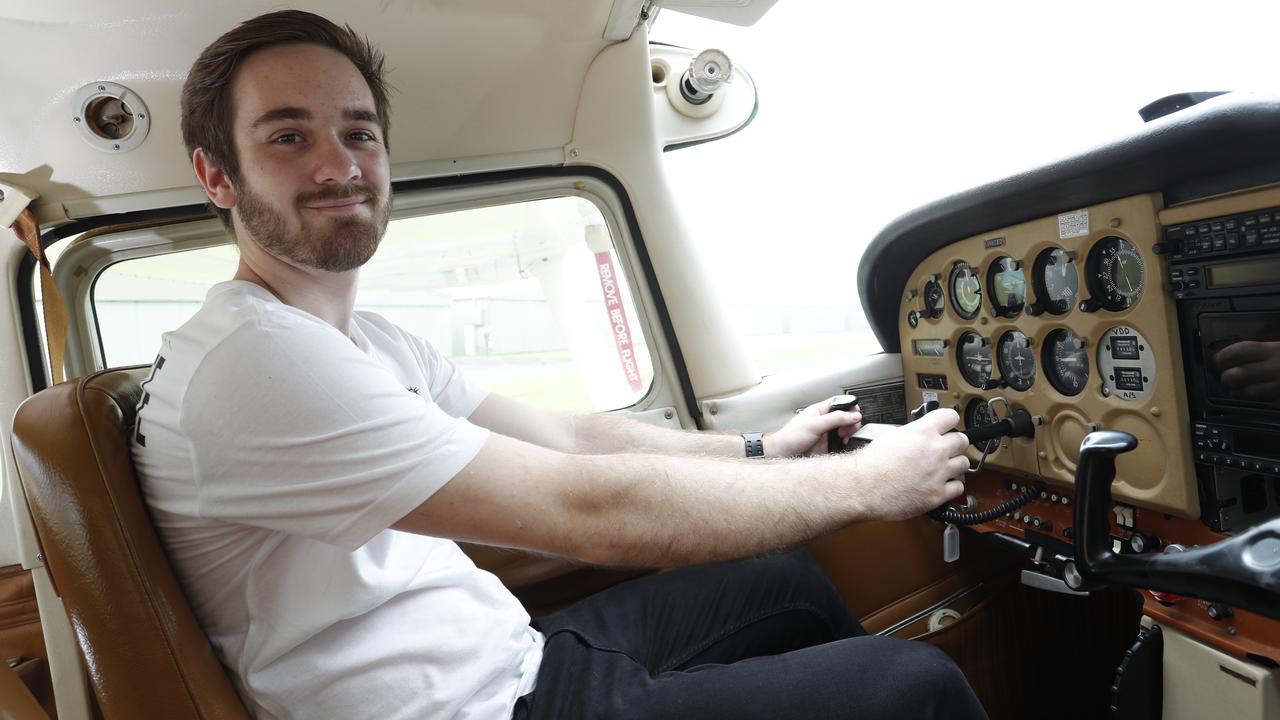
[10,367,249,719]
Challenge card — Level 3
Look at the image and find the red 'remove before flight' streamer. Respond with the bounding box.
[595,252,644,392]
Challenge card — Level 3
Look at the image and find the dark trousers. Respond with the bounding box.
[514,550,989,719]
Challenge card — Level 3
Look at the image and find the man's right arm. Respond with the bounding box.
[391,409,971,568]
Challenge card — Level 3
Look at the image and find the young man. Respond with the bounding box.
[133,10,987,720]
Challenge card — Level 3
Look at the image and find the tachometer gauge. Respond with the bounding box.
[987,256,1025,317]
[996,331,1036,391]
[922,278,945,319]
[1029,248,1078,316]
[1043,328,1090,396]
[949,262,982,320]
[964,398,1001,454]
[956,331,993,388]
[1084,236,1145,311]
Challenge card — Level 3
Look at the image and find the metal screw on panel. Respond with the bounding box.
[36,554,44,563]
[664,409,673,420]
[568,148,580,158]
[708,404,717,415]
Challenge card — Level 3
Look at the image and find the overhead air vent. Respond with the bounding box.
[73,81,151,153]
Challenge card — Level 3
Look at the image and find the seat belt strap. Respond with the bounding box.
[3,190,67,385]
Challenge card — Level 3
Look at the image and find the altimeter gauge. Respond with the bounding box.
[1028,248,1078,316]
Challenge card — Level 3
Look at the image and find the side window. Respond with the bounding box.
[93,196,653,412]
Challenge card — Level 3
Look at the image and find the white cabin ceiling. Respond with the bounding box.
[0,1,617,219]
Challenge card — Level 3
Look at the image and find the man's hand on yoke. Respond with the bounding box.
[392,407,970,568]
[766,394,863,458]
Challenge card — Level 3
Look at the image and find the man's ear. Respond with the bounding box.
[192,148,237,210]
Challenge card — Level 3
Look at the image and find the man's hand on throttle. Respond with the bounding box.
[766,394,862,458]
[851,408,970,521]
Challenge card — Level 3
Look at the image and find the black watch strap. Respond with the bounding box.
[742,432,765,459]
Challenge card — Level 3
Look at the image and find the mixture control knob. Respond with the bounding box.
[1128,531,1156,554]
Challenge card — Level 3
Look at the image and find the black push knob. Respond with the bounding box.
[1207,603,1234,621]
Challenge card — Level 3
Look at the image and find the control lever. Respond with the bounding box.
[826,395,858,454]
[1073,430,1280,620]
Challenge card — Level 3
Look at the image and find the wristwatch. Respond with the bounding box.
[741,432,765,459]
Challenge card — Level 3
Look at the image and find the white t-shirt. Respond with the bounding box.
[131,280,543,720]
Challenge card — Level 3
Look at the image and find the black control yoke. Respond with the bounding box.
[912,399,1035,447]
[835,398,1035,452]
[1073,430,1280,620]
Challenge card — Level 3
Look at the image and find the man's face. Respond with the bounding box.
[226,43,392,272]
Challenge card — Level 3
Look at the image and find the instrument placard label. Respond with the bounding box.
[1058,208,1090,239]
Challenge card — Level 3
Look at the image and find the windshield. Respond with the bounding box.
[655,1,1277,368]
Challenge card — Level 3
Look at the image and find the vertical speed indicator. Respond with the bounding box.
[1043,329,1090,396]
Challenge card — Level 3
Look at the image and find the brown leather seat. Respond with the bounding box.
[10,367,249,719]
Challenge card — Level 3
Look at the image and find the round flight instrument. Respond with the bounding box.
[987,256,1025,317]
[949,262,982,320]
[964,398,1001,454]
[922,278,945,319]
[1029,248,1079,316]
[1084,236,1145,311]
[996,331,1036,391]
[956,331,993,388]
[1043,328,1090,396]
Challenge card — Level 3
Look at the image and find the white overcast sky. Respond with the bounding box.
[654,1,1279,309]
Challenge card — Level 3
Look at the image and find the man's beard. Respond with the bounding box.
[235,180,391,273]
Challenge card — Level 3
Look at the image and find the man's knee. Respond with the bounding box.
[865,639,980,712]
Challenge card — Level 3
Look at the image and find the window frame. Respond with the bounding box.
[49,173,678,416]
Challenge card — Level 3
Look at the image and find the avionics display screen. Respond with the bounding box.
[1198,311,1280,409]
[1207,258,1280,289]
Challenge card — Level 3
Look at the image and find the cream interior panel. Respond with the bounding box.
[898,194,1199,517]
[1142,617,1280,720]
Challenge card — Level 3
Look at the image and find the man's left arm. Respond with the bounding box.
[467,393,863,460]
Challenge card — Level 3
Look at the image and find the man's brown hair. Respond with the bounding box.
[180,9,392,227]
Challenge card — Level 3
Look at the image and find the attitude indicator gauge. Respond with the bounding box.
[1083,236,1145,312]
[956,331,993,389]
[949,262,982,320]
[1028,248,1078,316]
[996,331,1036,391]
[987,256,1025,317]
[1043,328,1090,396]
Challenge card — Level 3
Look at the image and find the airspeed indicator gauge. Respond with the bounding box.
[1084,236,1145,312]
[949,262,982,320]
